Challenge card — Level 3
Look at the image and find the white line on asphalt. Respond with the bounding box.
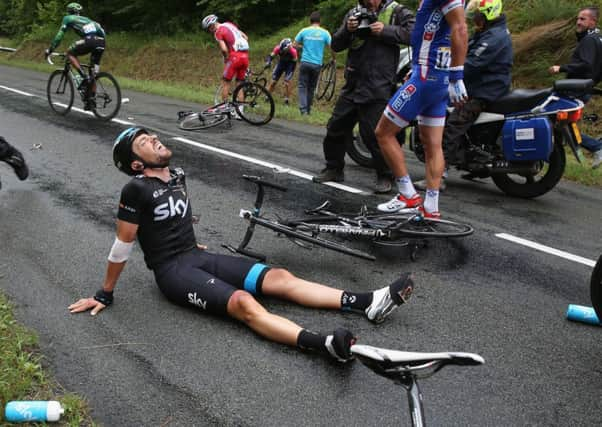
[173,136,367,194]
[496,233,596,267]
[0,85,34,97]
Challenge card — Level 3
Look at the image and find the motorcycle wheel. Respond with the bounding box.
[347,127,408,169]
[491,141,566,198]
[591,255,602,321]
[346,130,374,168]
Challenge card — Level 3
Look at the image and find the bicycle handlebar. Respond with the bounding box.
[46,52,64,65]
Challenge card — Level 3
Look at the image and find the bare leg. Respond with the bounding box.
[226,290,303,346]
[268,80,276,93]
[221,79,231,102]
[68,54,83,76]
[261,268,342,310]
[419,125,445,189]
[284,80,292,100]
[375,115,409,178]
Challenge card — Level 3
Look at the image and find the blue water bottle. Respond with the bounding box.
[566,304,601,326]
[4,400,64,423]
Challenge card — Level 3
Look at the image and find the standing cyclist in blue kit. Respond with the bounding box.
[45,3,106,110]
[376,0,468,218]
[68,128,415,363]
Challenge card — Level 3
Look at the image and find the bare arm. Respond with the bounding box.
[68,220,139,315]
[217,39,229,61]
[446,7,468,67]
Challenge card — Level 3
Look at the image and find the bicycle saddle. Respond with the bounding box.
[351,344,484,379]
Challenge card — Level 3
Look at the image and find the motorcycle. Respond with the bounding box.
[351,78,597,198]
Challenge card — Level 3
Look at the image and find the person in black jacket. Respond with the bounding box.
[312,0,415,194]
[0,136,28,189]
[415,0,513,189]
[549,6,602,169]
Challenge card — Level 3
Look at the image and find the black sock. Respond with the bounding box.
[297,329,327,352]
[340,291,373,311]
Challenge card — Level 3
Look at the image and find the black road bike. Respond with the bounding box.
[46,52,121,120]
[225,175,474,262]
[213,66,269,105]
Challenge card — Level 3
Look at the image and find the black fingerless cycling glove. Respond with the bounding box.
[94,289,113,306]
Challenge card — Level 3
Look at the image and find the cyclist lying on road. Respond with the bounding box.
[68,128,415,362]
[45,2,106,111]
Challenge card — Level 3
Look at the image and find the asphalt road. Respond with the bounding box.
[1,63,601,426]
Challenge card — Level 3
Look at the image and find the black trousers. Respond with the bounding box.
[442,98,486,164]
[322,96,391,176]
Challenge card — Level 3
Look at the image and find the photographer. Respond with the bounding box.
[313,0,415,194]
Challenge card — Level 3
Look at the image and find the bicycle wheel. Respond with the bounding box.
[92,72,122,121]
[373,214,474,239]
[591,255,602,320]
[323,62,336,101]
[252,216,375,261]
[232,82,275,126]
[178,110,228,130]
[46,70,74,115]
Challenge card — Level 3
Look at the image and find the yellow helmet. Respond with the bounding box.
[476,0,503,21]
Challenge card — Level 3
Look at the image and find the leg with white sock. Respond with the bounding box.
[419,124,445,216]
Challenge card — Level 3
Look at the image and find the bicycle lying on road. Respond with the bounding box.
[45,52,121,120]
[351,344,484,427]
[225,175,474,262]
[179,81,275,130]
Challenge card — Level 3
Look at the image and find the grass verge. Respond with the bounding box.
[0,291,94,426]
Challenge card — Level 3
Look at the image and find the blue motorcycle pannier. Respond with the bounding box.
[502,117,552,161]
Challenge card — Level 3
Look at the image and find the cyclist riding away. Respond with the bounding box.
[375,0,468,218]
[202,14,250,106]
[45,2,106,111]
[68,127,415,363]
[0,136,28,189]
[266,38,298,105]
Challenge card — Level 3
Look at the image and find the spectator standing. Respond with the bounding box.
[312,0,415,194]
[294,11,335,115]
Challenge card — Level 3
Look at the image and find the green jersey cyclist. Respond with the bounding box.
[45,2,106,110]
[68,127,415,363]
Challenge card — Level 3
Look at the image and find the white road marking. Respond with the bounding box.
[496,233,596,267]
[173,136,367,194]
[0,85,34,97]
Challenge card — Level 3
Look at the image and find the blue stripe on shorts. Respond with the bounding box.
[243,263,268,295]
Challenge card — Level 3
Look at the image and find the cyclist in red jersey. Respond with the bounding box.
[202,14,250,103]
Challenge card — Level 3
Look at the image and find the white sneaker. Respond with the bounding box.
[376,193,423,213]
[365,273,414,324]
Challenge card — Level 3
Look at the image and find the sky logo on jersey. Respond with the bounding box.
[391,84,416,110]
[154,196,189,221]
[188,292,207,310]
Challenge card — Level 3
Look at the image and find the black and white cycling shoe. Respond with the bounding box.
[325,328,356,363]
[0,141,28,181]
[365,273,414,324]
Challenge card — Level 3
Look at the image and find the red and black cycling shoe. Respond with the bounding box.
[418,206,441,219]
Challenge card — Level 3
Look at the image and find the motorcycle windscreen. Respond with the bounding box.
[502,117,553,161]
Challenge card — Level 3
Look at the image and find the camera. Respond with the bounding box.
[351,6,378,37]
